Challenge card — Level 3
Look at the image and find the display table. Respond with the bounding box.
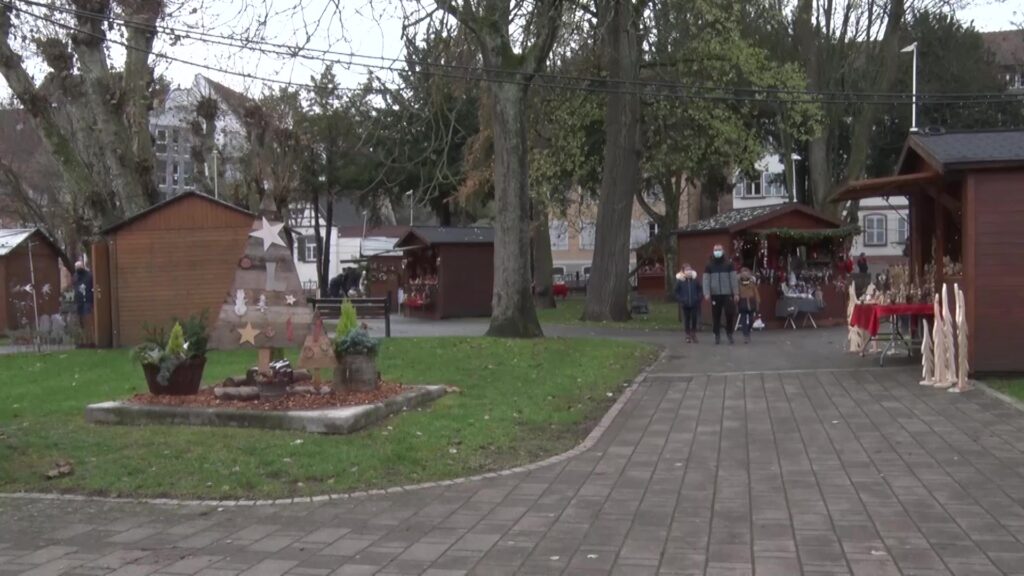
[850,303,934,366]
[775,296,823,329]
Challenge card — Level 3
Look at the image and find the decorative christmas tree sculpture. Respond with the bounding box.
[940,284,957,388]
[951,283,972,393]
[847,283,862,353]
[932,294,949,388]
[298,313,336,384]
[920,319,935,386]
[210,196,312,367]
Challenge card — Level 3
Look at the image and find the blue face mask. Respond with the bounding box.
[713,250,724,258]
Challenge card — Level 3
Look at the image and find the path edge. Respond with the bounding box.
[0,347,666,508]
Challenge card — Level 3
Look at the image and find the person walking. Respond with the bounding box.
[857,252,869,274]
[737,267,760,344]
[703,244,738,345]
[73,260,94,347]
[674,264,702,343]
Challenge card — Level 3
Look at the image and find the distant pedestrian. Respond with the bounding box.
[857,252,869,274]
[737,267,760,344]
[674,264,702,343]
[703,244,738,345]
[73,260,93,347]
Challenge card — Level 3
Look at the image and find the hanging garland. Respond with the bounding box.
[754,225,861,243]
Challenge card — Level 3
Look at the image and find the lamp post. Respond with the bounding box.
[405,190,414,226]
[901,42,918,132]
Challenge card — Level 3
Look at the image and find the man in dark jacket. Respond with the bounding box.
[73,261,94,346]
[702,244,739,344]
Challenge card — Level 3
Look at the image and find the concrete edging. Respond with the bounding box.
[0,348,665,508]
[975,380,1024,414]
[84,386,447,435]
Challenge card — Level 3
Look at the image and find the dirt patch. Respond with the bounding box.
[127,383,408,412]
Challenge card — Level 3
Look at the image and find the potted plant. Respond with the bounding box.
[131,314,209,395]
[333,328,380,392]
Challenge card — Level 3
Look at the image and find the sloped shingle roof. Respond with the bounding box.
[0,228,34,256]
[679,205,785,233]
[982,30,1024,67]
[907,129,1024,171]
[398,227,494,247]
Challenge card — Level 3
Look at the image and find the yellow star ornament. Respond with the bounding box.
[237,322,260,346]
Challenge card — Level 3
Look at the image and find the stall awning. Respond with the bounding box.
[830,172,941,203]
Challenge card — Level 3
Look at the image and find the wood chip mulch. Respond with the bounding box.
[127,382,408,412]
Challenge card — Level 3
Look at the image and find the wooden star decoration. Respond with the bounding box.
[249,217,287,252]
[285,294,297,305]
[237,322,260,346]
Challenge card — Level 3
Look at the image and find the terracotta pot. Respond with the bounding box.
[143,357,207,396]
[332,354,379,392]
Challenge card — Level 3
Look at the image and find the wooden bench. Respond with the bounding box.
[307,294,392,338]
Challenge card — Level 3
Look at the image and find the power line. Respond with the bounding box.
[5,1,1024,107]
[18,0,1021,102]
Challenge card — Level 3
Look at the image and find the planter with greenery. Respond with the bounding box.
[131,314,209,396]
[332,300,379,391]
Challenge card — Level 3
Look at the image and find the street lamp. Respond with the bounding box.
[405,190,414,226]
[901,42,918,133]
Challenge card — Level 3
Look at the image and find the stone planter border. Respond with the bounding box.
[84,385,447,435]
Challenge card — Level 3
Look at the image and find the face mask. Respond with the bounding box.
[713,250,724,258]
[687,270,696,279]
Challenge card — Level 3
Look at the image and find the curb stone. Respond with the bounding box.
[0,347,664,508]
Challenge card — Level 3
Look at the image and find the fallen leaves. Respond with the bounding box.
[44,459,73,480]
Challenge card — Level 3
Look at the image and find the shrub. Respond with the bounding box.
[336,300,358,340]
[165,322,186,356]
[335,329,379,357]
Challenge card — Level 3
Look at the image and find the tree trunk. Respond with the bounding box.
[532,206,556,309]
[311,191,326,297]
[485,82,543,338]
[807,132,833,214]
[660,178,681,298]
[583,0,642,323]
[321,195,334,296]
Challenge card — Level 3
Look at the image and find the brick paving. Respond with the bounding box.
[6,341,1024,574]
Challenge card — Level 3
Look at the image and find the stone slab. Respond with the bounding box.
[84,385,446,434]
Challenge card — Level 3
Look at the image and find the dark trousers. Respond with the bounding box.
[681,306,698,334]
[711,295,736,339]
[738,298,756,337]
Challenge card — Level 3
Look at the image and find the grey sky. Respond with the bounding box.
[151,0,1016,96]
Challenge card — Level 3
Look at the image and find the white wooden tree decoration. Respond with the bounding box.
[847,283,863,353]
[932,294,949,388]
[941,284,957,388]
[211,196,313,366]
[951,283,972,393]
[920,319,935,386]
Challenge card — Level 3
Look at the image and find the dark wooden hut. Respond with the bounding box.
[0,229,62,334]
[396,227,494,320]
[677,203,853,327]
[834,129,1024,374]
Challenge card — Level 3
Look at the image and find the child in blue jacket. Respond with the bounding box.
[674,264,703,343]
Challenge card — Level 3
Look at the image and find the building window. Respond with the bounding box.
[183,160,194,189]
[297,236,319,262]
[549,219,569,251]
[648,220,658,240]
[552,266,565,277]
[155,129,167,154]
[579,221,596,250]
[171,162,179,186]
[863,214,887,246]
[895,217,908,244]
[733,175,763,198]
[155,158,167,186]
[171,129,180,153]
[764,172,787,197]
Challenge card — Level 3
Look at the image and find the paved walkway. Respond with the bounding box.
[5,331,1024,575]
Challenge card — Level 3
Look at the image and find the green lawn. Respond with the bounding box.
[985,379,1024,403]
[0,338,655,499]
[538,296,681,331]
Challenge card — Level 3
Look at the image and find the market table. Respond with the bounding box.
[775,296,823,329]
[850,303,934,366]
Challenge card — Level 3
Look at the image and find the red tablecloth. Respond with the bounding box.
[850,303,934,337]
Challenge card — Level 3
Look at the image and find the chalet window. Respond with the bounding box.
[155,129,167,154]
[579,221,596,250]
[297,235,319,262]
[863,214,887,246]
[549,219,569,251]
[895,217,908,244]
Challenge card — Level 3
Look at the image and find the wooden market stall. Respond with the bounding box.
[633,241,667,296]
[396,227,494,320]
[92,192,255,347]
[676,203,856,328]
[834,128,1024,375]
[0,228,62,334]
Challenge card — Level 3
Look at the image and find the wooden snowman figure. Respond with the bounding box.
[298,313,336,384]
